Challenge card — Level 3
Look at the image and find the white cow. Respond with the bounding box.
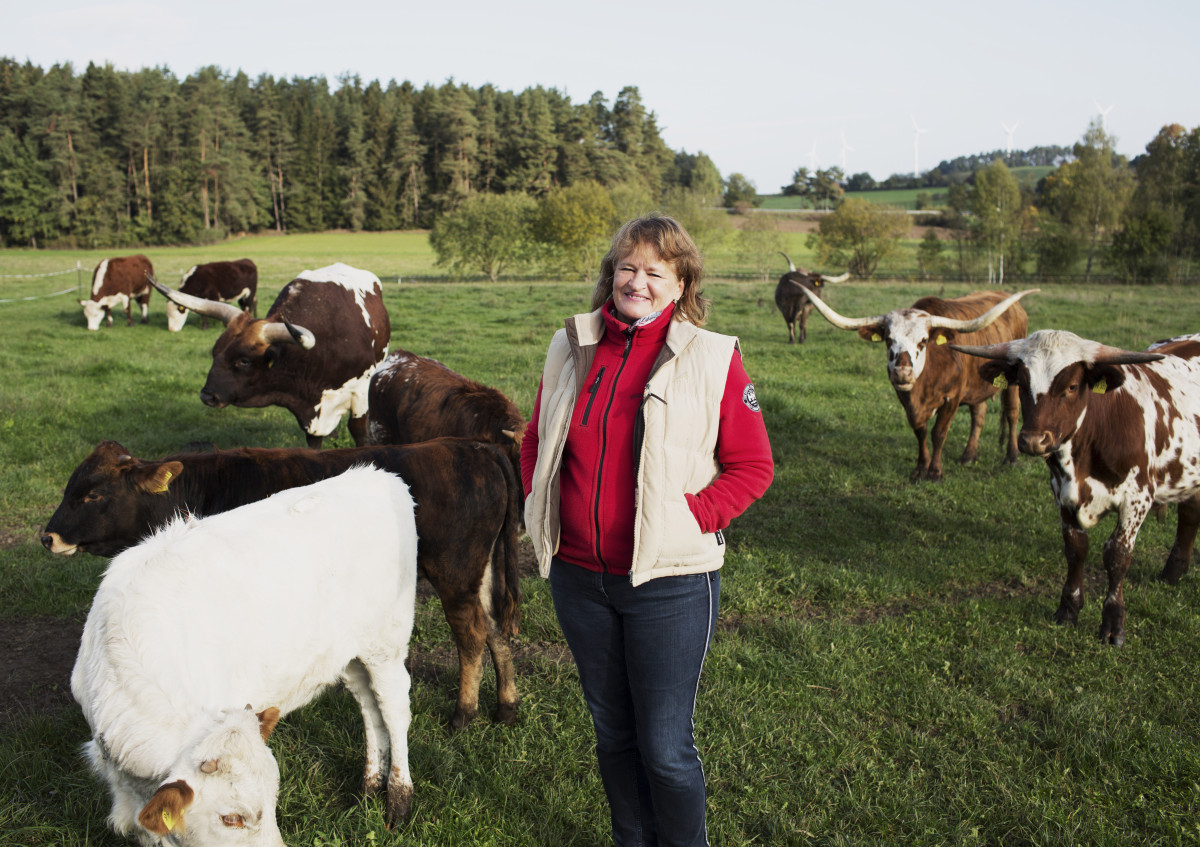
[71,466,419,845]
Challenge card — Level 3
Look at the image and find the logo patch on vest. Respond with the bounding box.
[742,383,761,413]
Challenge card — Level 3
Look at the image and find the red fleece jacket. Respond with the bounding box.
[522,305,774,574]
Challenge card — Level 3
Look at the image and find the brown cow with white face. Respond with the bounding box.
[164,258,258,331]
[953,330,1200,645]
[808,289,1038,481]
[79,254,154,330]
[152,263,390,448]
[773,252,848,344]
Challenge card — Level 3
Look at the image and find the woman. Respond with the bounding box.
[522,215,774,846]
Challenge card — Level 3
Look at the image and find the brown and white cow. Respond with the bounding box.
[952,330,1200,645]
[808,289,1037,481]
[774,252,848,344]
[152,262,390,448]
[80,254,154,330]
[165,258,258,331]
[42,437,522,728]
[366,349,525,502]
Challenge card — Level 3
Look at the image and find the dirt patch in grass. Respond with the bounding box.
[0,615,83,728]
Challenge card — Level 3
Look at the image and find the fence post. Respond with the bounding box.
[76,260,82,298]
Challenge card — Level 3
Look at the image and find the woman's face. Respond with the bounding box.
[611,245,685,323]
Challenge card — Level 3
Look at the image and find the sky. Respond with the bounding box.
[4,0,1198,194]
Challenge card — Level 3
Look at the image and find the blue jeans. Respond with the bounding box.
[550,559,720,847]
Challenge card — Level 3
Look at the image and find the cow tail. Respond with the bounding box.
[492,443,522,638]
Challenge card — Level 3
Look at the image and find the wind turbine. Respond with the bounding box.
[840,131,854,173]
[1002,121,1019,158]
[1094,100,1114,130]
[808,140,819,172]
[912,116,928,179]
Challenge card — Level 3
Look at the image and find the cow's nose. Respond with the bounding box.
[200,390,220,407]
[40,532,53,550]
[1019,431,1053,456]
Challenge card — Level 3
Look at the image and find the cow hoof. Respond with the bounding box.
[385,783,413,828]
[1100,628,1126,647]
[1159,561,1188,585]
[449,706,478,731]
[958,453,978,466]
[1052,606,1079,626]
[495,701,519,727]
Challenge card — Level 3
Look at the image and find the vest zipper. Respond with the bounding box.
[592,329,635,570]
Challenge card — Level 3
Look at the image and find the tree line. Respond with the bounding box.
[805,120,1200,284]
[0,59,728,249]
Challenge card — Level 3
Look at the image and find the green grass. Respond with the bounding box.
[3,237,1200,845]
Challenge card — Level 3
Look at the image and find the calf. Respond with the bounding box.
[366,349,525,504]
[72,466,418,844]
[773,252,848,344]
[953,330,1200,645]
[165,258,258,331]
[44,437,521,728]
[80,254,154,330]
[808,288,1036,481]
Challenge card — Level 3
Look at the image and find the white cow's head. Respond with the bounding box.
[166,301,191,332]
[135,706,287,846]
[79,298,119,331]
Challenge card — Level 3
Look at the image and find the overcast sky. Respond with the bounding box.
[5,0,1197,193]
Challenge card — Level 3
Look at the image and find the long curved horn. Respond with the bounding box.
[1090,347,1165,366]
[949,341,1019,360]
[261,320,316,349]
[806,288,889,330]
[928,289,1039,332]
[148,274,243,325]
[778,252,796,273]
[821,272,850,283]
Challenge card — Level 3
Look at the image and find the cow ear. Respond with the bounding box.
[857,324,885,343]
[932,329,955,346]
[134,461,184,495]
[257,706,282,741]
[1088,364,1125,394]
[138,779,195,836]
[978,360,1016,389]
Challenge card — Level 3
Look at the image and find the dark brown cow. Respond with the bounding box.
[953,330,1200,645]
[152,262,390,448]
[41,437,521,728]
[79,254,154,330]
[366,349,525,499]
[808,289,1037,481]
[165,258,258,331]
[773,252,848,344]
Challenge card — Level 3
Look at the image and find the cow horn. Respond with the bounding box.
[261,320,316,349]
[1090,346,1166,366]
[821,272,850,283]
[928,289,1040,332]
[949,341,1018,360]
[147,274,243,326]
[806,288,889,330]
[778,252,796,273]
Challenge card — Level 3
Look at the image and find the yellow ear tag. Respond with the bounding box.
[1093,377,1107,394]
[871,333,882,342]
[993,374,1008,389]
[154,470,173,494]
[936,335,948,345]
[162,808,176,832]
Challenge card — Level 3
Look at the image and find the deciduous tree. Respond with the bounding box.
[807,197,908,277]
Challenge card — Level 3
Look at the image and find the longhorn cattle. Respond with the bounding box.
[808,289,1037,481]
[165,258,258,331]
[366,349,525,501]
[773,252,848,344]
[152,262,390,448]
[43,437,521,728]
[72,467,418,843]
[80,254,154,330]
[952,330,1200,646]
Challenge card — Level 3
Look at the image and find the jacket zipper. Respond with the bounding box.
[580,367,606,427]
[592,329,634,570]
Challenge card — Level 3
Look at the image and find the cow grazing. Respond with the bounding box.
[44,437,521,729]
[165,258,258,331]
[808,289,1037,481]
[366,349,525,499]
[952,330,1200,645]
[773,252,849,344]
[72,467,418,844]
[151,262,390,448]
[80,255,154,330]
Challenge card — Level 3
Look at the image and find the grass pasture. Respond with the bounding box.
[2,237,1200,845]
